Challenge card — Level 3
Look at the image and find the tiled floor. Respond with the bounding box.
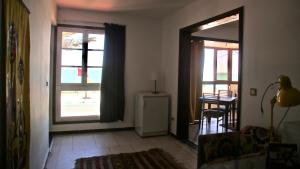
[45,130,197,169]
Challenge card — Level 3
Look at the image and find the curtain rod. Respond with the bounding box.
[57,23,105,30]
[19,0,31,14]
[59,20,126,27]
[58,20,105,26]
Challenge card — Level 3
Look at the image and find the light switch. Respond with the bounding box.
[250,88,257,96]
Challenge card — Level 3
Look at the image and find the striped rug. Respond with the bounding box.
[74,148,187,169]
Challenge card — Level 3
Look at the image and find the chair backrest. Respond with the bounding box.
[202,93,220,110]
[218,90,232,97]
[202,93,218,100]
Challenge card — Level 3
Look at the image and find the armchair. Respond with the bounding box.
[198,126,269,169]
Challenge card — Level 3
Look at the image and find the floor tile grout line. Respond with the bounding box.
[47,131,197,169]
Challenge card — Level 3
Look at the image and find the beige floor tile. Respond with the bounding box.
[55,159,75,169]
[94,132,119,148]
[45,153,57,169]
[109,145,135,154]
[46,130,197,169]
[130,142,157,151]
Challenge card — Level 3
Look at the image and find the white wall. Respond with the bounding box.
[161,0,300,134]
[51,8,162,131]
[51,0,57,25]
[23,0,56,169]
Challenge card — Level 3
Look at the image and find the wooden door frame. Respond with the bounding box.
[177,7,244,139]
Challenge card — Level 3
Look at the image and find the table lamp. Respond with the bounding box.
[261,75,300,142]
[151,72,159,94]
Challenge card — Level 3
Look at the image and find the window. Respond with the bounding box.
[232,50,239,82]
[55,26,104,123]
[202,41,239,95]
[216,50,228,81]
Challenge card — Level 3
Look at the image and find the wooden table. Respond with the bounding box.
[198,96,237,132]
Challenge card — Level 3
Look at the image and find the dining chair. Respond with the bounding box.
[200,93,226,133]
[218,90,234,124]
[218,90,232,97]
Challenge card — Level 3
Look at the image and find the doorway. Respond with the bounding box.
[176,7,244,143]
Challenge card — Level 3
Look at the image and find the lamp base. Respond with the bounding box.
[269,127,281,143]
[152,80,159,94]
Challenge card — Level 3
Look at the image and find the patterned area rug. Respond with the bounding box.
[74,148,187,169]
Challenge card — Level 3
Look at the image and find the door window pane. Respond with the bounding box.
[61,67,82,83]
[87,51,103,66]
[202,84,214,94]
[216,50,228,80]
[61,91,100,117]
[215,84,228,94]
[61,49,82,66]
[232,50,239,81]
[87,68,102,83]
[203,48,214,81]
[62,32,83,49]
[88,34,105,50]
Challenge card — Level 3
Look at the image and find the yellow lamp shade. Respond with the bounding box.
[277,88,300,107]
[276,75,300,107]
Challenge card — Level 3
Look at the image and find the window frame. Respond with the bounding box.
[202,46,239,95]
[54,25,105,123]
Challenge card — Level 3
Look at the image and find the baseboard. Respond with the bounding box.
[136,130,168,137]
[43,138,54,169]
[182,139,198,150]
[169,132,178,139]
[50,127,134,135]
[49,138,54,153]
[42,147,50,169]
[168,133,198,150]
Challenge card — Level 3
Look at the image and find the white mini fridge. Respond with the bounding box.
[135,92,169,137]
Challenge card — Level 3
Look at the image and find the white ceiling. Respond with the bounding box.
[192,21,239,41]
[56,0,195,17]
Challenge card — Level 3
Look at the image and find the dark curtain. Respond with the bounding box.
[189,40,204,123]
[100,23,126,122]
[177,31,191,139]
